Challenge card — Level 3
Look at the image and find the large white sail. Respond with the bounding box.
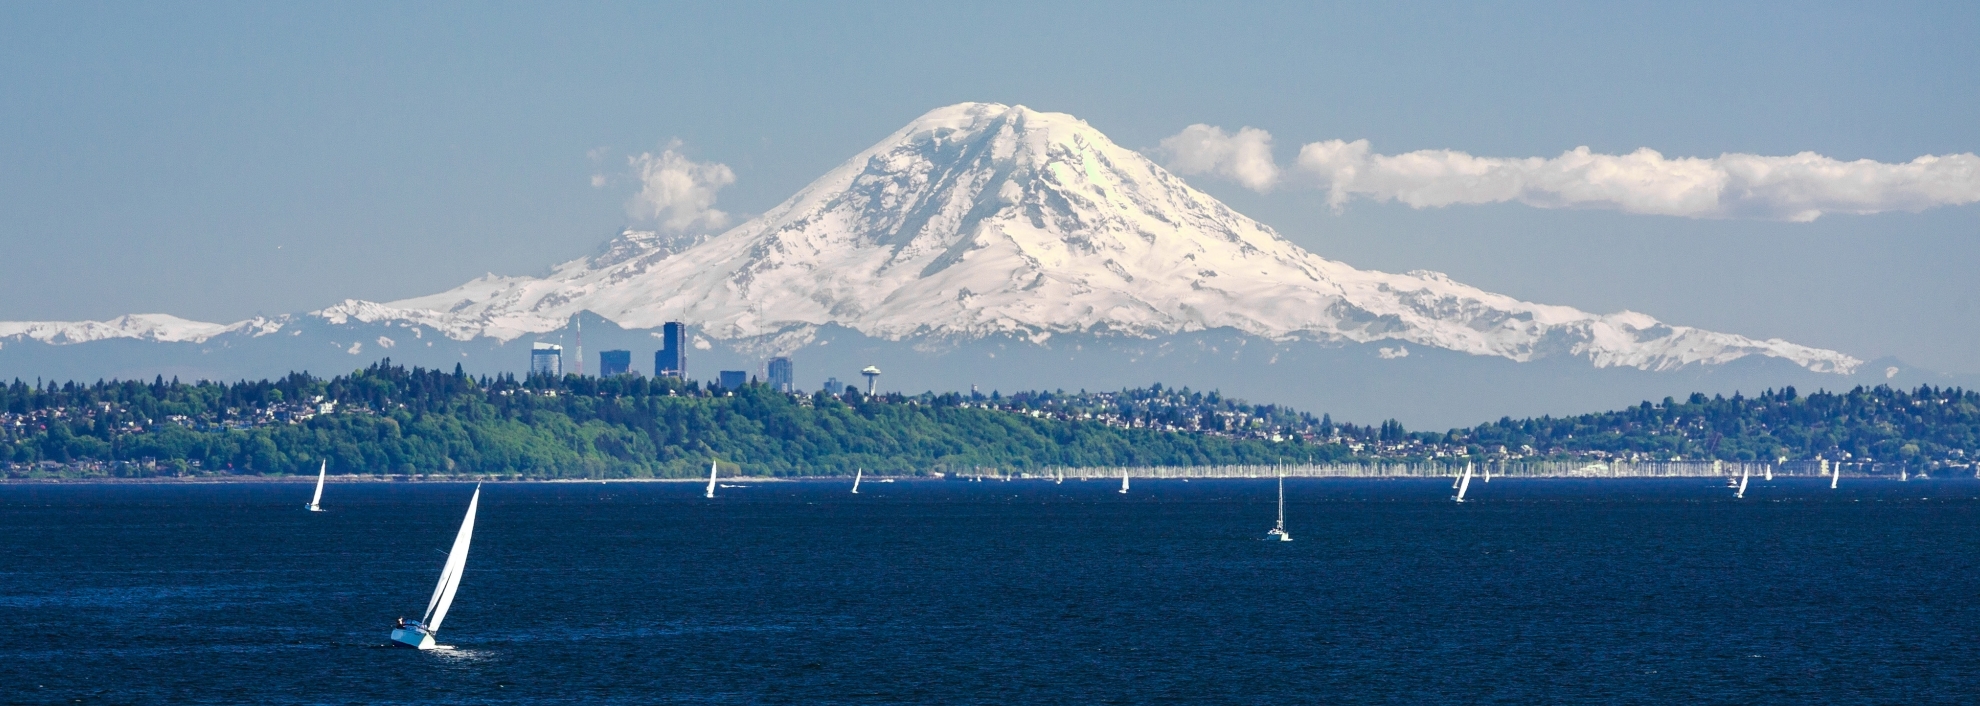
[1454,462,1474,503]
[705,461,718,499]
[1831,462,1840,489]
[1120,471,1130,494]
[423,484,480,636]
[852,468,862,494]
[307,460,326,511]
[1736,468,1749,499]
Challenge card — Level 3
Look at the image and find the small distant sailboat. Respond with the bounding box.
[851,468,862,494]
[1735,467,1750,499]
[705,461,718,499]
[1453,462,1474,503]
[1483,463,1491,483]
[390,484,480,650]
[1831,462,1840,490]
[1265,474,1292,542]
[1055,469,1063,484]
[305,460,326,512]
[1900,468,1908,482]
[1119,471,1130,494]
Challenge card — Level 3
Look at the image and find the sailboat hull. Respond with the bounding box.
[390,628,437,650]
[1266,529,1292,542]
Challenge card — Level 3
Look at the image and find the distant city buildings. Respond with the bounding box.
[655,322,686,379]
[718,370,747,390]
[529,342,563,376]
[598,350,631,376]
[767,356,793,392]
[823,377,842,394]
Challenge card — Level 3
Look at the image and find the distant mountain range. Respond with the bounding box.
[0,103,1955,427]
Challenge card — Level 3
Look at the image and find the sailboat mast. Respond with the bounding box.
[1277,474,1286,529]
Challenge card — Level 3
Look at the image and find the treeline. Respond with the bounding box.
[2,362,1975,478]
[0,362,1343,478]
[1446,386,1980,464]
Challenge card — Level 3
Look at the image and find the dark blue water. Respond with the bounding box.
[5,477,1979,704]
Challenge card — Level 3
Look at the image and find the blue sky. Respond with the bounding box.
[3,2,1977,372]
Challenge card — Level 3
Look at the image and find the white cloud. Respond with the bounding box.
[1158,124,1280,192]
[1294,140,1980,221]
[626,140,737,231]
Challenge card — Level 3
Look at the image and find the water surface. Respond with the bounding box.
[4,477,1977,703]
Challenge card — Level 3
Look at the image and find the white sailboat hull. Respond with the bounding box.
[1266,528,1292,542]
[390,628,437,650]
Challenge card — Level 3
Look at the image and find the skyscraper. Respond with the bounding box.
[718,370,747,390]
[655,322,686,378]
[598,350,631,376]
[767,356,793,392]
[529,342,563,377]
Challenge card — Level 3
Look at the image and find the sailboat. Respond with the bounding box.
[1119,471,1130,494]
[1453,462,1474,503]
[705,461,718,499]
[1265,474,1292,541]
[1831,462,1840,489]
[851,468,862,494]
[1483,462,1491,483]
[390,484,480,650]
[305,460,326,512]
[1055,468,1063,485]
[1901,468,1908,482]
[1735,467,1750,499]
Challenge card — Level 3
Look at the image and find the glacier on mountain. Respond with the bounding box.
[2,102,1860,375]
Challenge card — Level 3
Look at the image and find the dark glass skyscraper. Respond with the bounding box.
[598,350,631,376]
[655,322,686,378]
[767,356,793,392]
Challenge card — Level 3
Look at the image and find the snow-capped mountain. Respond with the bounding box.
[2,102,1882,427]
[285,102,1853,374]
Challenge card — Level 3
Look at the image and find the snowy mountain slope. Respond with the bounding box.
[316,102,1859,374]
[2,102,1860,375]
[0,314,283,347]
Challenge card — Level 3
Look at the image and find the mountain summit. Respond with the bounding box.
[298,102,1852,373]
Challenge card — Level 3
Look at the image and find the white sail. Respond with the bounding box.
[1483,463,1491,483]
[422,484,480,636]
[1269,474,1291,541]
[852,468,862,494]
[1831,462,1840,489]
[307,460,326,511]
[705,461,718,499]
[1736,468,1749,499]
[1454,462,1474,502]
[1120,471,1129,494]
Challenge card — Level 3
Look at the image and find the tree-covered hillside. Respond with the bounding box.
[1,361,1975,479]
[0,362,1337,478]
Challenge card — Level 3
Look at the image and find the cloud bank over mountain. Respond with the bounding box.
[1163,125,1980,221]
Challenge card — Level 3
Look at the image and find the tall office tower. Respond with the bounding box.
[655,322,687,378]
[529,342,563,377]
[766,356,793,392]
[598,350,632,376]
[718,370,748,390]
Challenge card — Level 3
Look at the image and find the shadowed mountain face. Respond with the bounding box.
[0,103,1890,426]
